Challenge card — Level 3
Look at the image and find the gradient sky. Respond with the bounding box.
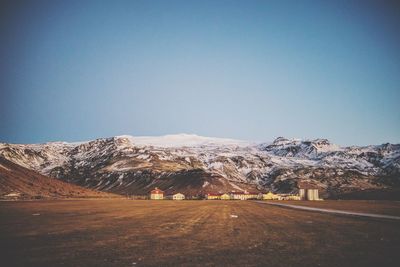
[1,0,399,146]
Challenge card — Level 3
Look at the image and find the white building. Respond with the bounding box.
[150,187,164,200]
[172,193,185,200]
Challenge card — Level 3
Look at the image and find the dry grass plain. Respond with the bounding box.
[1,200,399,267]
[276,200,400,216]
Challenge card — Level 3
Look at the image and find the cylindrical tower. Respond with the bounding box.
[314,189,319,200]
[299,189,305,200]
[307,189,314,201]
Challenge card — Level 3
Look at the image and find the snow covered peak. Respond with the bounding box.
[271,137,302,146]
[307,139,341,153]
[116,134,251,148]
[259,137,341,158]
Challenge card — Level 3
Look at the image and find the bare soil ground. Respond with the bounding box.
[0,200,399,267]
[277,200,400,216]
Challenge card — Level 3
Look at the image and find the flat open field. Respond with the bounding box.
[1,200,399,267]
[273,200,400,216]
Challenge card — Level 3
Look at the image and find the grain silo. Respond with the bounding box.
[298,182,321,201]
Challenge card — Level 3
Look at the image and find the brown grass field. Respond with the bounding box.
[1,200,399,267]
[276,200,400,216]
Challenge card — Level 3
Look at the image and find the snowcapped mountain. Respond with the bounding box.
[116,133,252,148]
[1,134,399,198]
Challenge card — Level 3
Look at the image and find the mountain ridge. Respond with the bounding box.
[1,134,399,198]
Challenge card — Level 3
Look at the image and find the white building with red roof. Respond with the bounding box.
[150,187,164,200]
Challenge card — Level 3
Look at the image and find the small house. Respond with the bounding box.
[280,194,301,200]
[3,192,21,200]
[172,193,185,200]
[205,193,221,200]
[150,187,164,200]
[246,191,259,200]
[261,192,281,200]
[287,195,301,200]
[230,191,259,200]
[220,193,230,200]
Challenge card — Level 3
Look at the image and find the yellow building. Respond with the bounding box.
[150,187,164,200]
[230,191,259,200]
[172,193,185,200]
[246,192,259,200]
[206,193,221,200]
[262,192,281,200]
[280,194,301,200]
[220,193,230,200]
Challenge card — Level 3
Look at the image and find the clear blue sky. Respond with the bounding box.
[1,0,399,146]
